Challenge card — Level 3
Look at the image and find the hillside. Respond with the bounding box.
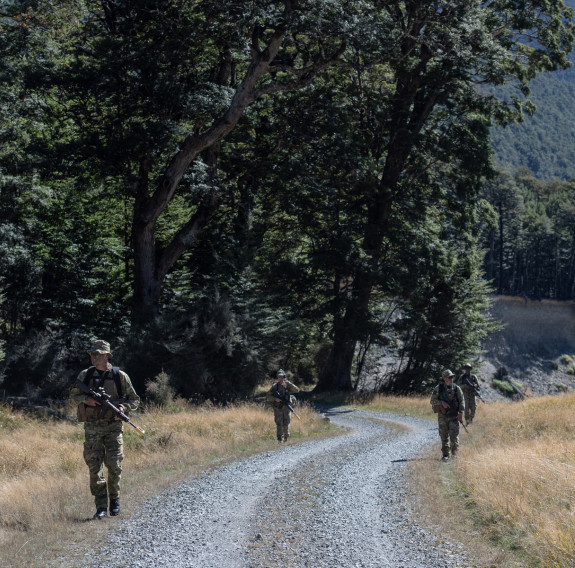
[490,0,575,180]
[479,295,575,395]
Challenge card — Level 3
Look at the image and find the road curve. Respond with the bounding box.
[81,408,474,568]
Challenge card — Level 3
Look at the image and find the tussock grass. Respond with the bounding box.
[350,392,435,418]
[0,399,334,568]
[358,392,575,568]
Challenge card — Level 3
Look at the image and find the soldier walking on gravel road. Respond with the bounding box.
[70,340,140,520]
[267,369,300,442]
[430,369,465,461]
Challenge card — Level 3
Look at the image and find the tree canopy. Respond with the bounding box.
[0,0,573,398]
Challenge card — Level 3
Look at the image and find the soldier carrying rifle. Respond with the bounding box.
[430,369,465,461]
[267,369,300,443]
[456,362,482,425]
[70,340,141,520]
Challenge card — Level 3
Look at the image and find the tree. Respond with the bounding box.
[9,0,364,322]
[314,0,574,390]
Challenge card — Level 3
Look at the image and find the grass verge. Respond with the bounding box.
[355,393,575,568]
[0,398,337,568]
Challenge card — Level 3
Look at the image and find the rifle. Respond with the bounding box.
[75,378,145,434]
[438,386,468,433]
[460,375,486,404]
[273,387,300,420]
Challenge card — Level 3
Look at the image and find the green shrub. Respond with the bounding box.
[559,354,574,366]
[492,379,515,395]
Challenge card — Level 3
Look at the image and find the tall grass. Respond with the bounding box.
[458,394,575,568]
[357,392,575,568]
[0,399,334,568]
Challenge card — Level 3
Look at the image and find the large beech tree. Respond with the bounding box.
[7,0,359,322]
[313,0,574,390]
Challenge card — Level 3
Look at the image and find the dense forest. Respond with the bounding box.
[0,0,573,400]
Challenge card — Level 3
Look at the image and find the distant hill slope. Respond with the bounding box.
[479,296,575,395]
[490,1,575,180]
[490,77,575,180]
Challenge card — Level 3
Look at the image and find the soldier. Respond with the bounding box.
[70,340,140,520]
[430,369,465,461]
[456,363,481,424]
[267,369,300,442]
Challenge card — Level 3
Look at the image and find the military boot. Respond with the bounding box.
[109,498,121,516]
[94,508,107,520]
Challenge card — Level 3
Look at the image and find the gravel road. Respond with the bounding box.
[79,408,475,568]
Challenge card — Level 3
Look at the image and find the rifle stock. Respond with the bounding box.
[75,378,145,434]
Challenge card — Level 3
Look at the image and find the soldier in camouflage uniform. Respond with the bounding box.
[456,363,481,424]
[430,369,465,461]
[70,340,140,519]
[267,369,300,442]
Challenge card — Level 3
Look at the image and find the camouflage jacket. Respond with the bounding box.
[456,373,480,393]
[430,382,465,417]
[70,364,140,423]
[267,381,300,409]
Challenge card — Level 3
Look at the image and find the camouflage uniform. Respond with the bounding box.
[456,367,480,424]
[430,371,465,459]
[70,341,139,512]
[267,371,300,442]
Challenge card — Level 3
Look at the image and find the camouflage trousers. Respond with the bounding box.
[273,406,292,441]
[437,413,461,457]
[83,421,124,508]
[462,392,477,423]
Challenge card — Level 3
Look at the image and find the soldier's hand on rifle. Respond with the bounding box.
[457,413,464,423]
[114,405,125,420]
[441,401,450,409]
[85,397,100,407]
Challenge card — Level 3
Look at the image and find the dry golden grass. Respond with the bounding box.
[457,394,575,568]
[351,392,436,418]
[4,392,574,568]
[358,392,575,568]
[0,399,335,568]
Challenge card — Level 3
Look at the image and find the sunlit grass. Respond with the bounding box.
[3,392,574,567]
[0,399,335,567]
[360,392,575,568]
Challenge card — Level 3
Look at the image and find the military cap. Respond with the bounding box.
[88,339,112,356]
[442,369,455,378]
[277,369,286,377]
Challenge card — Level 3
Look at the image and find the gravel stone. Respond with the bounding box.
[81,408,476,568]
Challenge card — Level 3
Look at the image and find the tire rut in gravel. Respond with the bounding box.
[78,408,475,568]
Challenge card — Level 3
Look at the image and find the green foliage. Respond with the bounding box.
[481,168,575,299]
[492,378,516,394]
[0,0,574,398]
[490,0,575,182]
[559,354,574,365]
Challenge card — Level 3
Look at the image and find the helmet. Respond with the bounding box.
[277,369,286,378]
[442,369,455,379]
[463,363,472,369]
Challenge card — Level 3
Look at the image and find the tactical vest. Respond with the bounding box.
[77,366,123,423]
[438,382,460,417]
